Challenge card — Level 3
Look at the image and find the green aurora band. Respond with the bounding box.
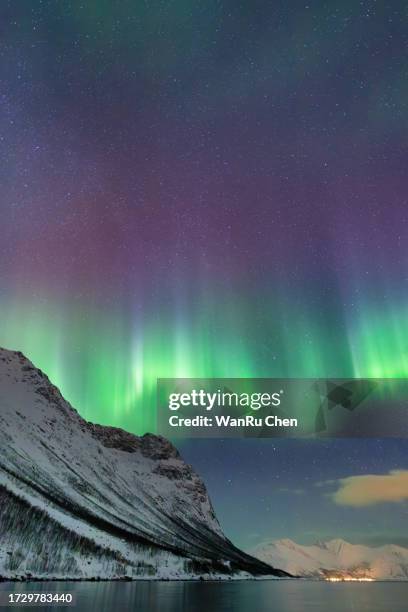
[1,291,407,434]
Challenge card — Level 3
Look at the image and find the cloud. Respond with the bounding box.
[332,470,408,507]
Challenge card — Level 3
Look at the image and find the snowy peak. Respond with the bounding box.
[325,538,349,551]
[251,538,408,580]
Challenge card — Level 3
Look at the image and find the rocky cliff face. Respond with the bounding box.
[0,348,286,580]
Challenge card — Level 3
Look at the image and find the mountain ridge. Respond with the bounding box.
[0,347,288,580]
[251,538,408,580]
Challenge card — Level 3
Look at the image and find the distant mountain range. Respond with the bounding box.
[251,538,408,580]
[0,347,288,580]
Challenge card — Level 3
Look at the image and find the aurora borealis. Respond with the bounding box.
[1,1,408,433]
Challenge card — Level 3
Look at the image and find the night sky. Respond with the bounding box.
[1,3,408,546]
[179,438,408,550]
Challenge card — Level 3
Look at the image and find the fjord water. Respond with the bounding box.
[2,581,407,612]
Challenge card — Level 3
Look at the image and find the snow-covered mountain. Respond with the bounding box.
[251,538,408,580]
[0,348,287,580]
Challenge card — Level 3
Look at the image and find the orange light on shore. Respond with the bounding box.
[325,577,374,582]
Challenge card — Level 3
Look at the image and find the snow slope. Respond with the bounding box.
[251,538,408,580]
[0,348,287,580]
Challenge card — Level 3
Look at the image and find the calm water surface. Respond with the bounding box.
[1,580,407,612]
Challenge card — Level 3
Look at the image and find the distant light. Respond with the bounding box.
[325,577,374,582]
